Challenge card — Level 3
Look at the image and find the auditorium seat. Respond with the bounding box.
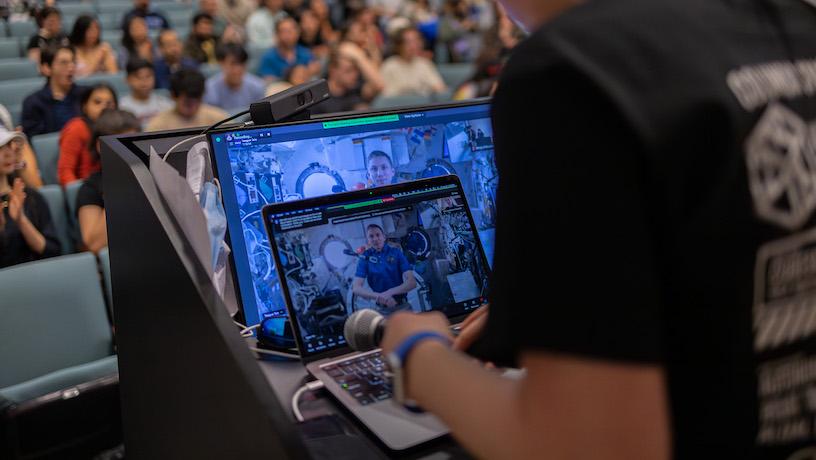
[77,71,129,98]
[5,21,36,39]
[0,253,120,459]
[0,39,21,59]
[437,63,475,91]
[0,78,45,109]
[38,184,72,255]
[96,1,132,16]
[30,132,60,186]
[0,59,39,81]
[58,2,98,17]
[65,180,84,248]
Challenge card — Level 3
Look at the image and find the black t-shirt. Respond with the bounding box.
[26,32,69,51]
[0,186,61,268]
[479,0,816,457]
[76,171,103,216]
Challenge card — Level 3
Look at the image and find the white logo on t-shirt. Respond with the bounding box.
[745,103,816,230]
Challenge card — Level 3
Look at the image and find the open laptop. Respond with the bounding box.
[207,100,497,329]
[260,175,491,451]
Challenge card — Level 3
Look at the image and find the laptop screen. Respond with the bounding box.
[263,176,490,357]
[209,100,497,327]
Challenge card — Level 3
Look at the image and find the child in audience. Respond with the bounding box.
[76,109,140,254]
[69,15,118,77]
[154,30,199,90]
[27,6,69,63]
[258,17,320,81]
[183,13,219,65]
[0,104,42,189]
[21,46,87,138]
[380,27,446,97]
[146,69,227,131]
[57,84,117,186]
[204,44,266,112]
[119,59,173,128]
[0,127,60,268]
[118,16,156,69]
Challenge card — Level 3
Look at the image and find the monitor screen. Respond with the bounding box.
[263,178,490,357]
[210,101,496,327]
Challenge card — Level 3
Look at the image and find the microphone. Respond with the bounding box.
[344,309,386,351]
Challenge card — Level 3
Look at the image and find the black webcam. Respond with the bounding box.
[249,79,330,126]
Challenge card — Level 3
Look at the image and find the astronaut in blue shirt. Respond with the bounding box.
[352,224,417,312]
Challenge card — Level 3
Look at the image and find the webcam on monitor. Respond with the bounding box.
[249,79,330,125]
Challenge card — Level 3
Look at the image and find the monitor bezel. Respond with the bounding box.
[262,174,491,363]
[208,98,492,331]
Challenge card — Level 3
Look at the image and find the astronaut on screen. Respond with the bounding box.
[351,223,417,313]
[365,150,403,188]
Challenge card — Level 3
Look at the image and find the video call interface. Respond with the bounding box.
[212,103,497,325]
[265,183,490,355]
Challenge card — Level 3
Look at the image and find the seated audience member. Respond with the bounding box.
[258,17,320,81]
[184,13,219,65]
[204,44,265,112]
[146,69,228,131]
[0,104,42,188]
[219,0,256,28]
[57,84,117,186]
[309,0,339,42]
[312,52,383,114]
[381,27,446,97]
[21,46,86,139]
[283,0,308,18]
[154,29,199,90]
[0,127,60,268]
[120,59,173,128]
[264,64,308,96]
[197,0,227,38]
[339,19,383,68]
[27,6,70,63]
[69,15,118,77]
[76,109,140,254]
[246,0,288,49]
[121,0,170,32]
[118,15,156,69]
[354,8,386,51]
[298,9,330,58]
[438,0,480,63]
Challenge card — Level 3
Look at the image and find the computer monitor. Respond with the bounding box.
[262,175,490,357]
[209,99,496,327]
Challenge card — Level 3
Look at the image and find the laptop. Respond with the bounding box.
[206,100,497,329]
[261,174,491,450]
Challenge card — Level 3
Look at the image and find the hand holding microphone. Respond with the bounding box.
[344,309,454,354]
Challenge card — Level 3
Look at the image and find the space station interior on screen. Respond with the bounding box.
[234,118,497,319]
[275,197,490,338]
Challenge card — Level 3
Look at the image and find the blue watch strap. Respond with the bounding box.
[393,331,451,366]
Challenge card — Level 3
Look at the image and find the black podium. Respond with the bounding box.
[101,129,470,459]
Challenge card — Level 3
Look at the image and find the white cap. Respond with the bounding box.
[0,126,26,147]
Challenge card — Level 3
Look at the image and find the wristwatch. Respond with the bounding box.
[387,331,451,410]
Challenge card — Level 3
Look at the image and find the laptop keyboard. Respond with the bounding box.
[321,351,392,405]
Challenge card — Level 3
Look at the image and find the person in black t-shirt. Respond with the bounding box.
[0,127,59,269]
[26,6,70,64]
[380,0,816,459]
[76,109,140,254]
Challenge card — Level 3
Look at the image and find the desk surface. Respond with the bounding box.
[250,341,472,460]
